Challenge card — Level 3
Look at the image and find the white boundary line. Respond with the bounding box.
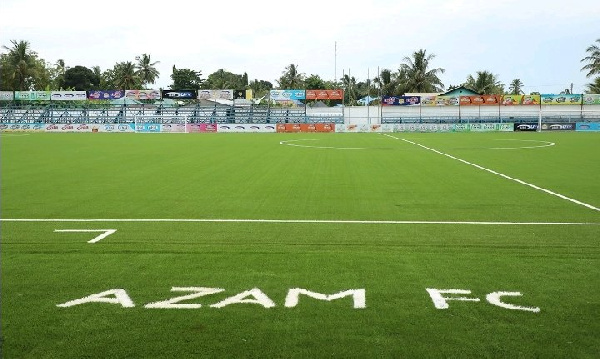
[490,139,555,150]
[54,229,117,243]
[1,218,597,225]
[383,134,600,212]
[280,139,367,150]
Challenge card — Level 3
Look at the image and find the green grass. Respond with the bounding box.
[1,132,599,358]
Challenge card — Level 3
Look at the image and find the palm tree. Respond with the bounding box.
[374,69,397,96]
[398,49,445,93]
[342,74,358,104]
[277,64,305,89]
[585,77,600,93]
[1,40,39,90]
[581,38,600,78]
[464,71,504,94]
[508,79,524,95]
[113,61,140,89]
[135,54,160,87]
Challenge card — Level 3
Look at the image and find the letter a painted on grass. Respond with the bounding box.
[210,288,276,308]
[57,289,135,308]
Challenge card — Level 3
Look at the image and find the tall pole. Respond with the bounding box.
[334,41,337,86]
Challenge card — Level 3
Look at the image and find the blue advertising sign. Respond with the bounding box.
[270,90,306,100]
[87,90,125,100]
[382,96,421,106]
[576,122,600,131]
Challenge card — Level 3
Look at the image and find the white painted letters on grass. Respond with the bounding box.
[486,291,541,313]
[210,288,276,308]
[57,289,135,308]
[426,288,481,309]
[285,288,366,308]
[144,287,225,309]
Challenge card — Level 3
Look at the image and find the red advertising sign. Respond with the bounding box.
[305,90,344,100]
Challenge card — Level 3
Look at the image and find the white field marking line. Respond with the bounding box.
[2,218,597,225]
[0,133,31,137]
[382,134,600,212]
[490,139,555,150]
[280,139,367,150]
[54,229,117,243]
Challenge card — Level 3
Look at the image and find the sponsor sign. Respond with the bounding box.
[0,91,15,101]
[275,123,335,133]
[460,95,500,106]
[161,90,197,100]
[540,123,576,131]
[217,124,277,133]
[15,91,51,101]
[87,90,125,100]
[160,123,187,132]
[0,123,45,132]
[540,94,582,105]
[514,123,538,131]
[422,95,459,106]
[583,94,600,105]
[382,96,421,106]
[51,91,87,101]
[100,124,135,133]
[270,90,306,101]
[575,122,600,131]
[125,90,161,100]
[187,123,218,133]
[197,90,234,100]
[305,89,344,100]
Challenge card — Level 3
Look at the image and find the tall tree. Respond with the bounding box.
[63,65,100,90]
[1,40,40,90]
[135,53,160,87]
[464,71,504,94]
[170,65,203,89]
[277,64,305,89]
[374,68,398,96]
[204,69,246,89]
[341,74,358,104]
[113,61,140,89]
[398,49,445,93]
[508,79,524,95]
[585,77,600,93]
[304,74,326,89]
[248,79,273,98]
[581,38,600,78]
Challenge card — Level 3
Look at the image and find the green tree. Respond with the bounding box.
[248,79,273,98]
[204,69,246,89]
[0,40,41,90]
[135,54,160,88]
[170,65,203,89]
[585,77,600,93]
[113,61,140,89]
[277,64,305,89]
[374,69,398,96]
[304,74,326,89]
[63,65,100,90]
[398,49,445,93]
[581,38,600,78]
[508,79,524,95]
[464,71,504,94]
[341,74,358,104]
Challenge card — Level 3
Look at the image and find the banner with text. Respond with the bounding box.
[382,96,421,106]
[198,90,234,100]
[541,94,582,105]
[87,90,125,100]
[125,90,161,100]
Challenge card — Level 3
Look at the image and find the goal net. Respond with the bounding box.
[134,115,189,133]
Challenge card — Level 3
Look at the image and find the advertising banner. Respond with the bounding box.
[160,123,187,132]
[582,94,600,105]
[161,90,197,100]
[0,91,15,101]
[423,95,459,106]
[382,96,421,106]
[270,90,306,101]
[0,123,45,132]
[420,95,438,106]
[15,91,51,101]
[540,123,576,131]
[576,122,600,131]
[305,90,344,100]
[541,94,582,105]
[51,91,87,101]
[198,89,234,100]
[87,90,125,100]
[501,94,540,105]
[521,95,540,105]
[99,124,135,133]
[514,123,538,131]
[460,95,500,106]
[125,90,161,100]
[187,123,218,133]
[218,124,277,133]
[275,123,335,133]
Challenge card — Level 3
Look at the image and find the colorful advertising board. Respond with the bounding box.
[583,94,600,105]
[420,95,459,106]
[540,123,576,131]
[382,96,421,106]
[460,95,501,106]
[576,122,600,131]
[514,123,538,131]
[305,90,344,100]
[218,124,277,133]
[187,123,218,133]
[14,91,51,101]
[270,90,306,101]
[197,90,234,100]
[276,123,335,133]
[161,90,197,100]
[540,94,582,105]
[501,95,541,105]
[87,90,125,100]
[0,123,45,132]
[51,91,87,101]
[125,90,161,100]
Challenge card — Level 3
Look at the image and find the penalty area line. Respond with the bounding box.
[1,218,598,225]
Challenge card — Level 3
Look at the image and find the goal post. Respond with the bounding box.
[134,115,189,133]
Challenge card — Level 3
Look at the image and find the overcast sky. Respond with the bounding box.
[1,0,598,94]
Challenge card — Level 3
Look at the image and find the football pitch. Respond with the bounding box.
[1,131,599,358]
